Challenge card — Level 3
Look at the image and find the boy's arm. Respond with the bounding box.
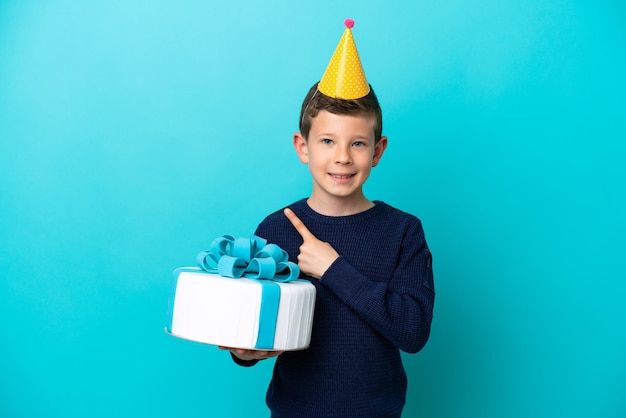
[284,208,434,354]
[321,245,434,354]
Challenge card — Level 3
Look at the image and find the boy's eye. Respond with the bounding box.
[353,141,366,147]
[322,138,333,144]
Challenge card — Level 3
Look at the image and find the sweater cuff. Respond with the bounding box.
[230,352,259,367]
[320,256,369,299]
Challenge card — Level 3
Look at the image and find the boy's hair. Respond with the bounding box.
[299,82,383,143]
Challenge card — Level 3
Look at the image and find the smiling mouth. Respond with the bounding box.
[330,173,355,179]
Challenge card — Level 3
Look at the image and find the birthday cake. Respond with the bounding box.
[166,235,316,351]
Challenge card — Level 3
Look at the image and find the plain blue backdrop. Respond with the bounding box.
[1,1,624,417]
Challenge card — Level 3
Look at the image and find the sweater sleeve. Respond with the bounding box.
[320,222,435,353]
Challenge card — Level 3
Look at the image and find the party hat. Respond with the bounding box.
[318,19,370,100]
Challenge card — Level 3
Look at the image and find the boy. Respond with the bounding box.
[222,20,434,417]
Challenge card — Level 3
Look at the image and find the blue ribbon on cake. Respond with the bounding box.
[194,234,300,349]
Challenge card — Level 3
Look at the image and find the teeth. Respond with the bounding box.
[332,174,352,179]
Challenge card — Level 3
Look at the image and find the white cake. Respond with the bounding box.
[166,269,316,351]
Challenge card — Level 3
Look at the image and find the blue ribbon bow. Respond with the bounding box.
[194,235,300,349]
[195,234,300,283]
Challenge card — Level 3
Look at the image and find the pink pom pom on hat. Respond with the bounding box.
[318,18,370,100]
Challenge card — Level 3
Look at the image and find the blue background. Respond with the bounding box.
[1,1,624,417]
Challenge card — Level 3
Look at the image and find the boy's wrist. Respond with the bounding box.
[318,256,343,282]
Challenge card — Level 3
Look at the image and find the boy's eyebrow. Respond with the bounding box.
[314,132,372,139]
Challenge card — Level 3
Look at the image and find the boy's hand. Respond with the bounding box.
[219,346,284,361]
[284,208,339,280]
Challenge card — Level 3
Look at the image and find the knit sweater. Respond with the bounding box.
[236,199,434,418]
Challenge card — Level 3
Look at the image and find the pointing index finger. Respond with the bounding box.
[284,208,314,241]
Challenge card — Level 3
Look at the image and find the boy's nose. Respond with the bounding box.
[334,145,352,164]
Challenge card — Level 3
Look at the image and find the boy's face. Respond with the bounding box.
[293,110,387,208]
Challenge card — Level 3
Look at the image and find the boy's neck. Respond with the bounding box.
[306,194,375,217]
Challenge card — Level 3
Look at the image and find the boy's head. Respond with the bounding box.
[299,82,383,144]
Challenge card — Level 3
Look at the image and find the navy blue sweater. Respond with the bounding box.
[237,199,434,417]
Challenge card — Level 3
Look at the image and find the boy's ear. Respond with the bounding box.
[371,136,388,167]
[293,132,309,164]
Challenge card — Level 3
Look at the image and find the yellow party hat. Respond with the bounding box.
[318,19,370,100]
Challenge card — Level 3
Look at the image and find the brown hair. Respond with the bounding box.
[299,82,383,143]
